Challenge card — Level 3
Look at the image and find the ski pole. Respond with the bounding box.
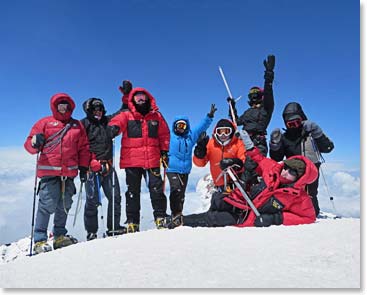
[95,173,106,238]
[72,182,84,227]
[29,152,40,257]
[111,138,115,236]
[226,167,261,218]
[218,66,238,128]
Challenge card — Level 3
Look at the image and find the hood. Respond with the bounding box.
[282,102,308,124]
[282,155,318,189]
[127,87,159,114]
[82,98,106,121]
[212,119,237,146]
[172,115,190,136]
[50,93,75,122]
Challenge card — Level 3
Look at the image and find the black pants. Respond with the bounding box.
[84,169,122,233]
[306,163,321,216]
[167,172,188,216]
[125,167,167,224]
[183,192,238,227]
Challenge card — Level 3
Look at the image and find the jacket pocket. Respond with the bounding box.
[127,120,142,138]
[148,120,159,138]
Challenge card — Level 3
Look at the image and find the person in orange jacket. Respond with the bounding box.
[193,119,246,191]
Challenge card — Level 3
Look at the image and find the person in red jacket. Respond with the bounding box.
[24,93,90,254]
[162,130,317,229]
[109,87,170,232]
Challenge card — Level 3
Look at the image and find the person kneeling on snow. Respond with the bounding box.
[162,130,318,229]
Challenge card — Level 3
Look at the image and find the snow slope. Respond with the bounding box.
[0,217,360,288]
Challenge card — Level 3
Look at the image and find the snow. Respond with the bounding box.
[0,217,360,288]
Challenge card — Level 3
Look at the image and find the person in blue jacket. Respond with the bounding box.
[165,104,217,226]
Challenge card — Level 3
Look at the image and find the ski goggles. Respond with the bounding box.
[286,118,302,129]
[283,164,298,177]
[134,93,147,104]
[57,103,70,111]
[248,88,263,100]
[215,127,232,136]
[175,121,187,130]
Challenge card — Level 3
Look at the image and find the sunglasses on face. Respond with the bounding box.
[286,118,302,129]
[134,93,147,102]
[215,127,232,136]
[57,103,70,110]
[283,164,298,177]
[175,122,187,130]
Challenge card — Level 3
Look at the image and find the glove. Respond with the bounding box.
[219,158,243,171]
[194,132,209,159]
[90,159,102,172]
[161,151,169,168]
[227,97,236,108]
[31,133,45,150]
[254,213,283,227]
[238,130,254,150]
[118,80,133,95]
[270,128,282,144]
[263,55,275,83]
[302,120,323,139]
[79,166,88,183]
[107,125,120,138]
[208,104,217,118]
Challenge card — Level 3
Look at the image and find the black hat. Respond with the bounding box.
[283,159,306,178]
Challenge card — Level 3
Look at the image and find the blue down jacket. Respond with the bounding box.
[167,114,212,174]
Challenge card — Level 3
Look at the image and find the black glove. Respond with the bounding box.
[119,80,133,95]
[208,104,217,118]
[263,55,275,83]
[226,97,236,108]
[107,125,120,138]
[194,132,209,159]
[79,166,88,183]
[254,212,283,227]
[31,133,45,150]
[219,158,243,171]
[161,151,169,168]
[270,128,282,144]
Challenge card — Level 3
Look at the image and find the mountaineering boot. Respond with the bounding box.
[126,223,139,233]
[106,226,127,236]
[86,232,97,241]
[155,217,166,229]
[33,241,52,254]
[53,235,78,250]
[161,214,183,229]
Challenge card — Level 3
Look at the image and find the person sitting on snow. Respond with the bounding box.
[162,129,318,229]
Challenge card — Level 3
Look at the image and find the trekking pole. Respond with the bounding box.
[96,173,106,238]
[72,182,84,227]
[226,167,261,219]
[218,66,238,128]
[111,138,116,236]
[309,137,340,217]
[29,152,40,257]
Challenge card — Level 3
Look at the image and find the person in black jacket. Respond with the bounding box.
[227,55,275,156]
[269,102,334,217]
[81,98,125,240]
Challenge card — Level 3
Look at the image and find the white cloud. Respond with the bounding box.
[0,147,361,245]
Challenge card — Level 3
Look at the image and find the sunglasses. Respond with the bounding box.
[215,127,232,136]
[283,164,298,177]
[286,118,302,129]
[57,103,70,110]
[92,106,103,112]
[175,122,187,130]
[134,93,147,102]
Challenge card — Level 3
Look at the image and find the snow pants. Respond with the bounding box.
[183,192,238,227]
[125,167,167,224]
[34,176,76,242]
[84,169,122,234]
[307,163,321,217]
[167,172,189,216]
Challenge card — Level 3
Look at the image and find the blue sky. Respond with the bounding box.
[0,0,360,169]
[0,0,361,244]
[0,0,360,171]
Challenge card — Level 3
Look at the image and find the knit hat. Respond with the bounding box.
[283,159,306,178]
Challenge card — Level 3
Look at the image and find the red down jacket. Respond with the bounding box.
[109,87,170,169]
[224,147,318,226]
[24,93,90,178]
